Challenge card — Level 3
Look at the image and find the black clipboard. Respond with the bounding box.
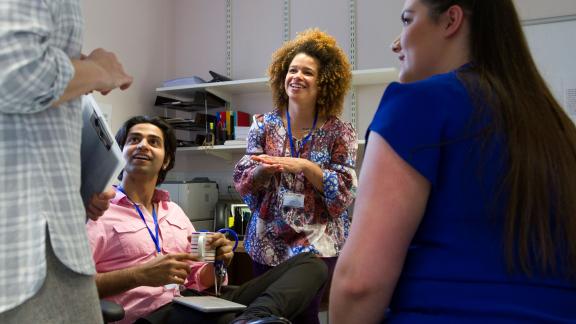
[80,95,125,207]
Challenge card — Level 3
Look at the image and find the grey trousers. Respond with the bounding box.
[0,230,102,324]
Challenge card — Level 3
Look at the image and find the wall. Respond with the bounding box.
[80,0,576,133]
[164,0,576,193]
[514,0,576,20]
[82,0,576,194]
[82,0,170,132]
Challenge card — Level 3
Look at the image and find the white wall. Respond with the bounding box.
[514,0,576,20]
[168,0,227,81]
[81,0,170,132]
[80,0,576,133]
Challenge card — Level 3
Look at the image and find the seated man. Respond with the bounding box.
[86,116,327,324]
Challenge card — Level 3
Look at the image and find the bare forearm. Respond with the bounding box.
[95,267,141,298]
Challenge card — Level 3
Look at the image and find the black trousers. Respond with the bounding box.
[137,252,328,324]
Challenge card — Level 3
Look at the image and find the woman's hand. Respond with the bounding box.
[252,154,324,191]
[251,154,311,174]
[209,233,234,267]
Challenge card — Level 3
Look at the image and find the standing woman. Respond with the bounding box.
[331,0,576,323]
[234,29,357,323]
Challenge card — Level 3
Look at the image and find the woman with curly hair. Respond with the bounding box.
[233,28,357,323]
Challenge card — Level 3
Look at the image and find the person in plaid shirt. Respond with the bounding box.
[0,0,132,322]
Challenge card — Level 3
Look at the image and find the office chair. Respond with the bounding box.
[100,299,125,323]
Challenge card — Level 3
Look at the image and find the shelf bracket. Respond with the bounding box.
[349,0,358,130]
[283,0,291,42]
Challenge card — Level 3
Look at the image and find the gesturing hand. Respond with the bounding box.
[251,154,311,174]
[136,253,198,287]
[85,48,133,95]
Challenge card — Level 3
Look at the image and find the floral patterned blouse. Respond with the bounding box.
[233,109,358,266]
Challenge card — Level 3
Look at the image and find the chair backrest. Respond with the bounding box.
[100,299,125,323]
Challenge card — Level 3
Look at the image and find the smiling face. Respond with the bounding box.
[122,123,168,181]
[284,52,320,106]
[394,0,447,83]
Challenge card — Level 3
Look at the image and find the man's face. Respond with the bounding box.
[122,123,168,179]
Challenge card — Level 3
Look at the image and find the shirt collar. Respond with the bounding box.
[112,185,171,207]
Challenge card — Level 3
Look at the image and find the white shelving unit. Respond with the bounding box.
[177,144,247,160]
[176,139,366,160]
[156,68,396,159]
[156,68,397,103]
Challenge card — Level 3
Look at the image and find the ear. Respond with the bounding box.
[162,158,170,170]
[441,5,466,38]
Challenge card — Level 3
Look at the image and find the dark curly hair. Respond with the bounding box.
[115,115,177,185]
[268,28,352,118]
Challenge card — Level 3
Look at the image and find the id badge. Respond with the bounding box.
[282,192,305,208]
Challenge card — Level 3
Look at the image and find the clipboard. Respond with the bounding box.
[80,95,125,207]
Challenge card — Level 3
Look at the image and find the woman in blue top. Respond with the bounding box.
[330,0,576,323]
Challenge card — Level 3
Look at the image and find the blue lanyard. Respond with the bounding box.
[117,187,161,254]
[286,108,318,158]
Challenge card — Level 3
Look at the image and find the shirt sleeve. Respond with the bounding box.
[321,121,358,218]
[367,81,449,186]
[233,115,272,211]
[0,0,75,114]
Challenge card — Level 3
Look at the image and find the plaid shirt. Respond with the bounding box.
[0,0,95,313]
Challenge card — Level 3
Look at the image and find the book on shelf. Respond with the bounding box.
[235,111,250,127]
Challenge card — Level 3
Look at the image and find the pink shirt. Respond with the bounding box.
[86,188,218,323]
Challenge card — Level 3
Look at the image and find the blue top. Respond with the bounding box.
[367,70,576,323]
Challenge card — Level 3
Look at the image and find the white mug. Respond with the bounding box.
[190,232,216,262]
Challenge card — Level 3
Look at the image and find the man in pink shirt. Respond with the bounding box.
[87,116,327,324]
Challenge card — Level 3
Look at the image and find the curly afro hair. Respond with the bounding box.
[268,28,352,118]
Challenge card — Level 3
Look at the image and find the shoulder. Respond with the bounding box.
[265,110,283,124]
[374,72,473,129]
[324,117,356,136]
[383,72,469,109]
[253,110,282,128]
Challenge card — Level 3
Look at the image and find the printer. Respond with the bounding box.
[160,178,219,231]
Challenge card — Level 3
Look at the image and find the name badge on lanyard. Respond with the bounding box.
[282,109,317,209]
[282,191,305,208]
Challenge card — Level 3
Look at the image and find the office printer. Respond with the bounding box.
[160,178,219,231]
